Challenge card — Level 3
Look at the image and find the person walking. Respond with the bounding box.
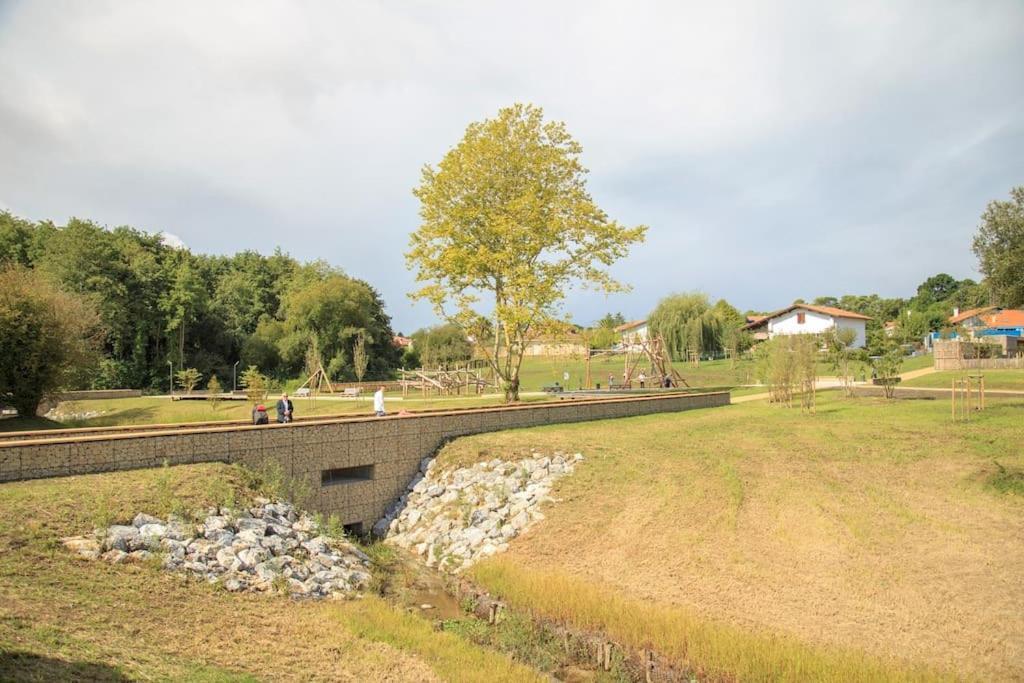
[639,372,646,389]
[252,404,269,425]
[373,386,386,417]
[276,393,293,423]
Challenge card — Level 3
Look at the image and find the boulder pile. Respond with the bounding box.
[62,499,372,599]
[375,451,582,572]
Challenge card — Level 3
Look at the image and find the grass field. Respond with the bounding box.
[517,352,934,392]
[0,464,542,682]
[436,392,1024,681]
[903,368,1024,391]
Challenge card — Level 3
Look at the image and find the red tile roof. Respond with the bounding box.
[948,306,998,324]
[982,309,1024,328]
[742,303,870,330]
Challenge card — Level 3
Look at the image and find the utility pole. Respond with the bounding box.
[233,360,240,393]
[168,360,173,396]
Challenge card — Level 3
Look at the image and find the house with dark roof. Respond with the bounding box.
[742,304,870,348]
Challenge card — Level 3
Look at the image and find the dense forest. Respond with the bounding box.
[0,212,401,392]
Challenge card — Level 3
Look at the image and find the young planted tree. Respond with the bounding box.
[240,365,268,404]
[826,327,859,397]
[207,374,223,411]
[873,343,904,400]
[407,104,646,401]
[174,367,202,394]
[352,330,369,383]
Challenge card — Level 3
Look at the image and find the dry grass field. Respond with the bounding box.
[438,393,1024,681]
[0,464,541,682]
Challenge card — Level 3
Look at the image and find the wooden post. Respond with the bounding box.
[966,378,971,419]
[951,378,955,420]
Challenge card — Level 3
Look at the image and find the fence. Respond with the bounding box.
[932,339,1024,371]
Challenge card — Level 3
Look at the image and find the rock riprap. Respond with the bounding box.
[62,500,372,599]
[375,451,583,572]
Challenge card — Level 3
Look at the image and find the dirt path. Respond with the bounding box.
[731,379,844,403]
[900,365,938,381]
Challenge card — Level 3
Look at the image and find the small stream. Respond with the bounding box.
[377,550,627,682]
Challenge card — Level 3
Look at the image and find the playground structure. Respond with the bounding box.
[951,373,985,421]
[399,360,496,397]
[585,335,688,390]
[295,361,337,410]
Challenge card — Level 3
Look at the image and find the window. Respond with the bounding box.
[797,312,806,325]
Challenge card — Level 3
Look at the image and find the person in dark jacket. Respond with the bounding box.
[276,393,293,423]
[252,404,269,425]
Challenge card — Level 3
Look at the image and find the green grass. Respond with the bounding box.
[517,352,934,392]
[437,392,1024,681]
[903,368,1024,391]
[899,354,935,372]
[0,463,540,681]
[517,355,761,391]
[988,461,1024,496]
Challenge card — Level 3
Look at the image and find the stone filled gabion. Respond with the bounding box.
[374,451,583,573]
[61,499,372,599]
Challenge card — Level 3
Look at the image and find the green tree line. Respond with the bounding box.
[0,213,401,394]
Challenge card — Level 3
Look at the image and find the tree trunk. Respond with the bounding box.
[504,376,520,403]
[15,392,43,419]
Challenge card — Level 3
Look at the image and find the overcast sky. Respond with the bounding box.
[1,1,1021,331]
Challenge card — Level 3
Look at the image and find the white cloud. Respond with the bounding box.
[159,232,188,251]
[0,0,1021,328]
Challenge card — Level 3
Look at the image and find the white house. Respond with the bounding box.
[614,319,649,350]
[742,304,869,348]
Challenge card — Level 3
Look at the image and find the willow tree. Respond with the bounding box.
[649,292,725,360]
[407,104,646,401]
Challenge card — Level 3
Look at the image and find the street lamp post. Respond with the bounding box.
[233,361,240,393]
[168,360,173,396]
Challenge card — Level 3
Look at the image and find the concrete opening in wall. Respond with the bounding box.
[321,464,375,486]
[343,522,364,536]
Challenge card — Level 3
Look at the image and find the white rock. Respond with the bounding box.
[204,516,230,532]
[132,513,163,528]
[101,548,128,563]
[237,547,270,568]
[215,547,237,569]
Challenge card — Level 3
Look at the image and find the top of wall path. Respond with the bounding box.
[0,391,730,450]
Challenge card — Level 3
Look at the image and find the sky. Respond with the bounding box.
[1,1,1021,332]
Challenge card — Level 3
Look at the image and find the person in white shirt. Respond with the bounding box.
[373,386,386,416]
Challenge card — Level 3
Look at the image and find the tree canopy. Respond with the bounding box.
[973,185,1024,308]
[0,265,102,415]
[0,212,401,391]
[411,324,473,368]
[407,104,646,400]
[648,293,749,360]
